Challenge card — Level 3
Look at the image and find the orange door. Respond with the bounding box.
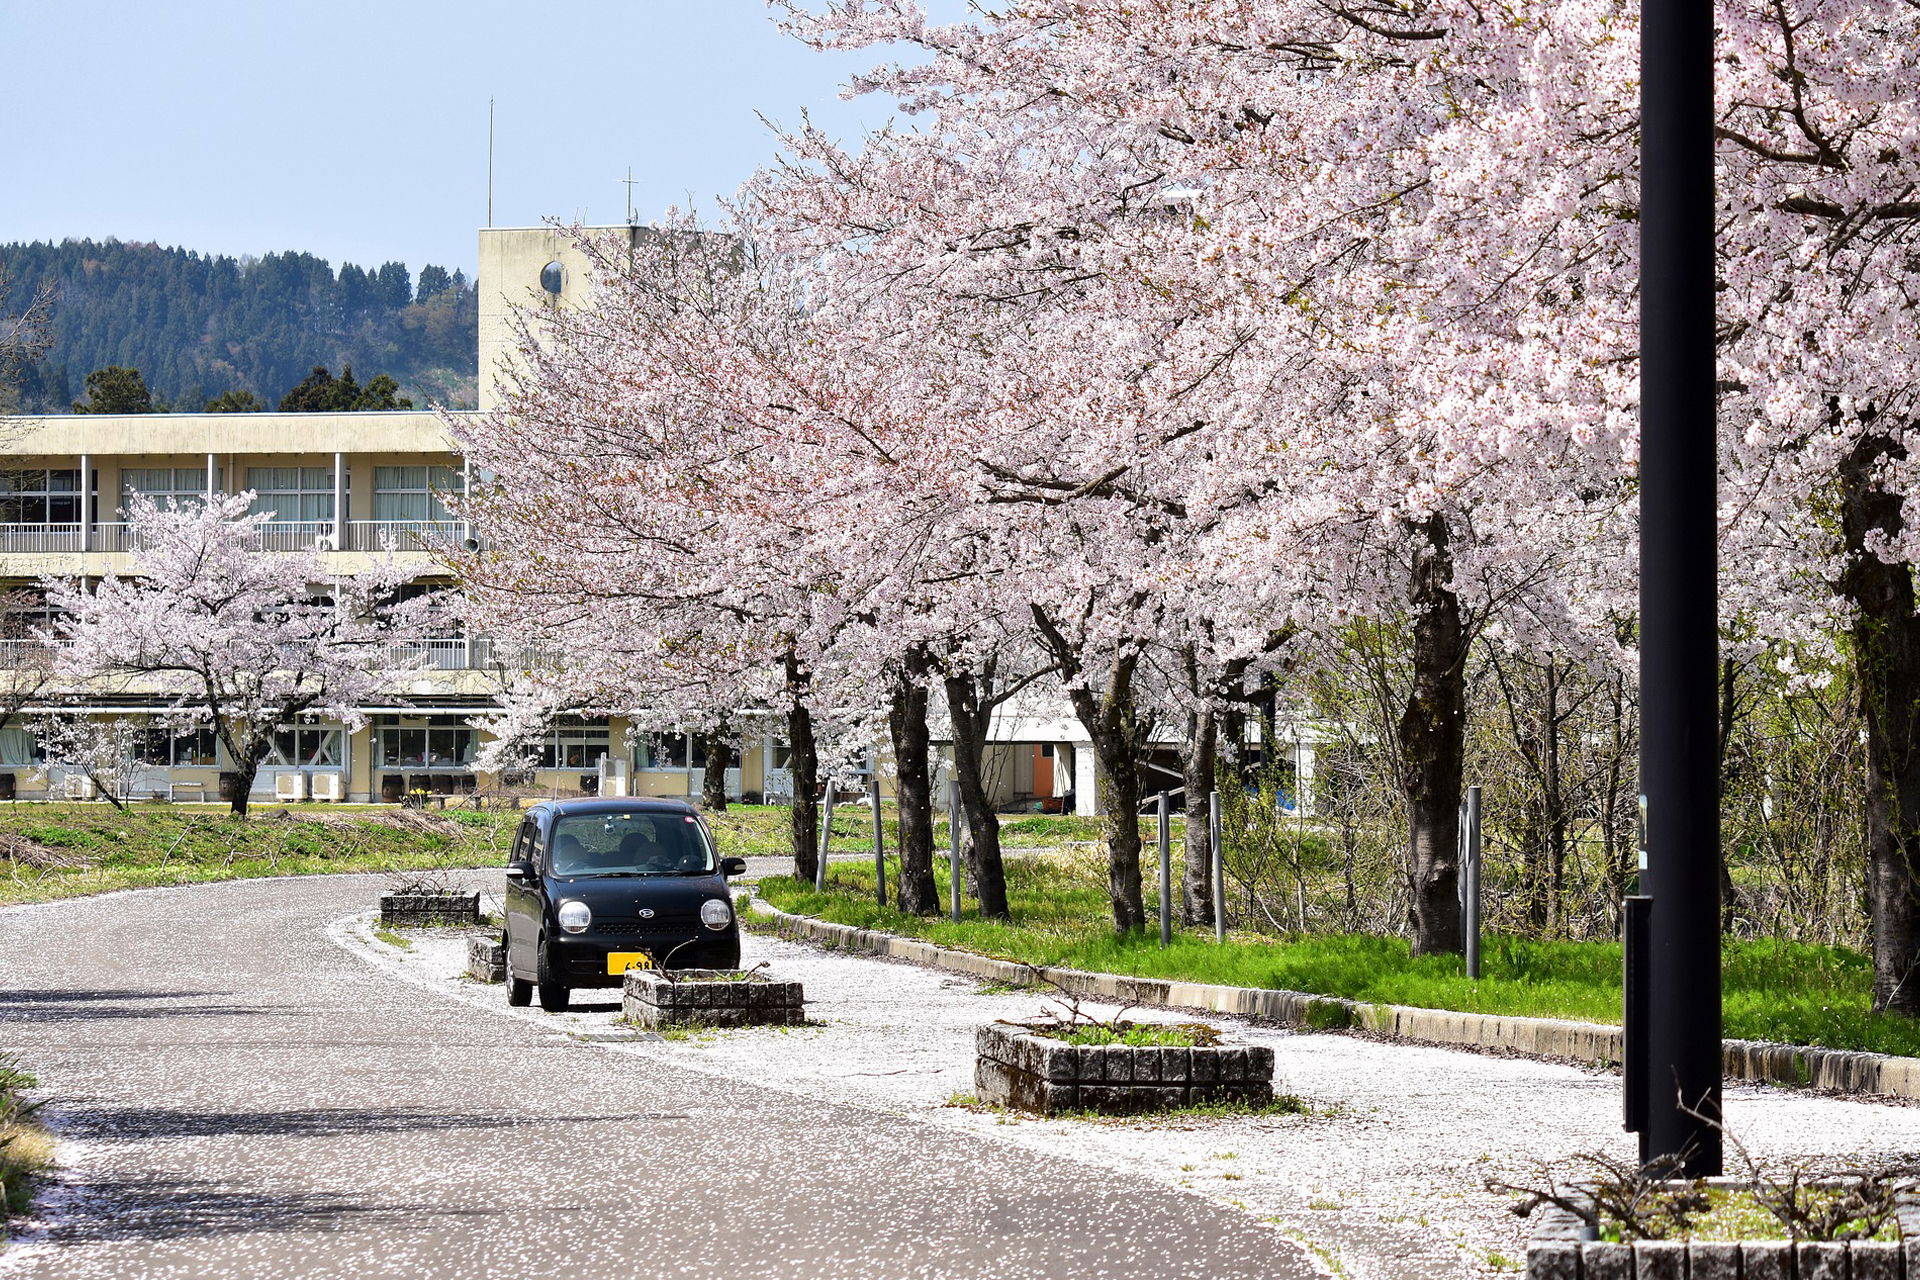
[1032,744,1054,798]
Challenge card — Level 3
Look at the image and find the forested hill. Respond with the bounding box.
[0,238,479,413]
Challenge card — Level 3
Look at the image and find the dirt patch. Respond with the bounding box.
[0,832,83,871]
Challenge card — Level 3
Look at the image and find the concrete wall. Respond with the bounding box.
[477,225,661,411]
[4,411,459,458]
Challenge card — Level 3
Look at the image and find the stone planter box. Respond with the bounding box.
[379,892,480,926]
[622,969,805,1029]
[1528,1184,1919,1280]
[467,937,505,983]
[974,1020,1274,1115]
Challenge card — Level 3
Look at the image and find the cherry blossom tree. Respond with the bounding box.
[42,494,419,816]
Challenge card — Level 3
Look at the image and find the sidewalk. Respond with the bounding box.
[353,908,1920,1280]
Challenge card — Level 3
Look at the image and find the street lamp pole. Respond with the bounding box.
[1636,0,1722,1174]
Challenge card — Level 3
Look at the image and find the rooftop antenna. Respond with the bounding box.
[487,99,495,228]
[621,168,639,225]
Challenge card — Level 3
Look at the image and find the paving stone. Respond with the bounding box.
[1799,1242,1847,1280]
[1528,1242,1579,1280]
[1851,1241,1899,1280]
[1635,1240,1686,1280]
[1583,1243,1634,1280]
[1744,1241,1793,1280]
[1689,1242,1740,1280]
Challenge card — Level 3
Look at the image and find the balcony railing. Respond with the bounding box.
[349,520,465,552]
[0,639,52,668]
[0,523,85,553]
[0,634,554,673]
[0,520,473,554]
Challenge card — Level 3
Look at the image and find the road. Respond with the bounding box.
[0,873,1313,1279]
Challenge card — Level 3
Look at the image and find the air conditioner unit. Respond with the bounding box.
[313,534,337,552]
[63,774,97,800]
[275,773,308,803]
[310,773,344,802]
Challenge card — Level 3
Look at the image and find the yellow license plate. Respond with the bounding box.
[608,952,654,975]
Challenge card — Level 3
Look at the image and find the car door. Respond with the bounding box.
[504,817,542,973]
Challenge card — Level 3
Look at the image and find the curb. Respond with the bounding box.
[747,900,1920,1101]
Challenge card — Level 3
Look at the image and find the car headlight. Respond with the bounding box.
[700,898,732,931]
[557,900,591,934]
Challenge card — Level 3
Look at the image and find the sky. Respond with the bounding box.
[0,0,936,277]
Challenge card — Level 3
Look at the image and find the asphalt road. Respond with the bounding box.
[0,874,1314,1279]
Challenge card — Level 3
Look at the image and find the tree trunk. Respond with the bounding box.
[1398,514,1468,956]
[1837,431,1920,1015]
[783,658,820,886]
[888,663,939,915]
[701,729,729,812]
[1031,607,1146,932]
[1091,698,1147,933]
[228,760,257,817]
[944,672,1010,920]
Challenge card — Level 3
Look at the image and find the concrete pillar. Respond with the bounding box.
[1073,744,1101,816]
[1295,741,1316,818]
[333,452,345,549]
[79,453,91,551]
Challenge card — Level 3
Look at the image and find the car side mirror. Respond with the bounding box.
[505,862,533,882]
[720,856,748,878]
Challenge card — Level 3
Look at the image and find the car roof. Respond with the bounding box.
[528,797,701,821]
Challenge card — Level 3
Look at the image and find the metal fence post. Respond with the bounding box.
[1465,784,1482,980]
[1157,791,1172,949]
[870,777,887,907]
[1210,790,1225,943]
[1623,894,1653,1138]
[947,777,963,922]
[814,784,836,892]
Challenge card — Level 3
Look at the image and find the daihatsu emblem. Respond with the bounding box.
[637,908,655,919]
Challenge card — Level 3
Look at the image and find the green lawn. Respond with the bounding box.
[0,801,1103,907]
[705,804,1116,859]
[0,802,520,906]
[756,853,1920,1059]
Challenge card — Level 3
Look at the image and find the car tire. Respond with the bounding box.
[504,929,533,1005]
[536,941,571,1012]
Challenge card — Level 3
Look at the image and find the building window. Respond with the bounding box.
[134,726,219,767]
[0,469,83,524]
[540,718,611,769]
[123,466,219,511]
[270,726,343,768]
[373,466,460,523]
[247,467,337,524]
[638,733,694,772]
[0,728,38,766]
[374,716,474,769]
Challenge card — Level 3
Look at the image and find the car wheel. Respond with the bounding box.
[504,929,533,1005]
[536,940,571,1012]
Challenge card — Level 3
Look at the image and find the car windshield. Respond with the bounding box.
[548,812,715,877]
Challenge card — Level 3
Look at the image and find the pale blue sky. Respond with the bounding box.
[0,1,935,277]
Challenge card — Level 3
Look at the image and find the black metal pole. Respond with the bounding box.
[1638,0,1722,1175]
[871,778,887,907]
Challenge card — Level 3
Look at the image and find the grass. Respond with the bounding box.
[0,802,519,907]
[703,804,1114,859]
[1,1054,51,1239]
[757,852,1920,1058]
[1596,1186,1899,1244]
[1039,1021,1217,1048]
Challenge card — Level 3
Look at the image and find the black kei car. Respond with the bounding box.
[502,798,748,1011]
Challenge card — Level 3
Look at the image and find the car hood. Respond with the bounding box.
[544,874,726,916]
